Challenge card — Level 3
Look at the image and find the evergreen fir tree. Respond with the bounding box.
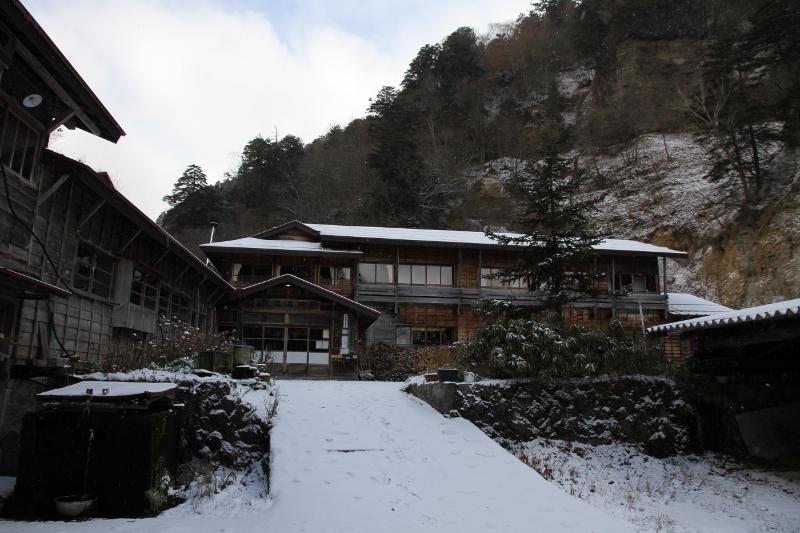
[486,138,605,313]
[163,164,208,206]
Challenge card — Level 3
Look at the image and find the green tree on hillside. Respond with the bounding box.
[230,134,305,215]
[158,165,231,232]
[163,164,208,206]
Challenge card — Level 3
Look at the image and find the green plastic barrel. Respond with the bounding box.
[214,351,233,374]
[198,350,215,371]
[233,345,254,367]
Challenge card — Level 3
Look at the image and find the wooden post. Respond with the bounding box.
[395,246,399,314]
[236,301,243,341]
[611,257,616,318]
[477,250,482,292]
[662,256,668,319]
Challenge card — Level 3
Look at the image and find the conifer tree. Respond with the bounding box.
[163,164,208,206]
[486,135,605,313]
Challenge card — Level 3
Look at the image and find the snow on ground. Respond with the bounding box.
[1,380,630,532]
[510,439,800,533]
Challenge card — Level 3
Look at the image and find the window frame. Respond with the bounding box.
[319,266,351,286]
[358,263,394,285]
[0,105,41,183]
[480,267,528,289]
[232,263,273,283]
[396,326,455,346]
[615,273,659,294]
[72,242,115,300]
[129,267,160,311]
[397,264,454,287]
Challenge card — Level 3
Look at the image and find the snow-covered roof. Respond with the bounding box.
[307,223,686,256]
[38,381,177,398]
[667,293,733,317]
[201,237,362,258]
[219,221,687,257]
[649,298,800,334]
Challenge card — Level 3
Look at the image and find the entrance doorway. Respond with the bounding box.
[244,326,330,375]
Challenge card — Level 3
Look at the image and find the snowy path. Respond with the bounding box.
[2,381,631,532]
[265,381,630,531]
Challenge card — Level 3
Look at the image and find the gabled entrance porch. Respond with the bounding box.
[216,274,380,379]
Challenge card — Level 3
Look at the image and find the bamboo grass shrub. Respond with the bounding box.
[456,300,670,381]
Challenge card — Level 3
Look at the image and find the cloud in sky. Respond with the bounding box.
[23,0,531,220]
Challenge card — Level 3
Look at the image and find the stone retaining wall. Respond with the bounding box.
[405,376,699,458]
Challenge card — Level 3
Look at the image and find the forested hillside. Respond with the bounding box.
[158,0,800,308]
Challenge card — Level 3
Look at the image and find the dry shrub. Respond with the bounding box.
[92,320,237,373]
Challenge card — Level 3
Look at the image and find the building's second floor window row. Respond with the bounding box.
[231,261,661,294]
[232,264,352,286]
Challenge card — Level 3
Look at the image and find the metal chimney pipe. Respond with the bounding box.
[206,222,217,266]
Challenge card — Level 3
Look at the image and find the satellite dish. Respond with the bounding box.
[23,94,42,108]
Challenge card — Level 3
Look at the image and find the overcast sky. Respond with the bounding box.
[24,0,532,220]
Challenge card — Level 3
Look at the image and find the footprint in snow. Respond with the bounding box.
[381,432,392,443]
[442,430,458,435]
[381,417,392,428]
[393,449,405,460]
[476,452,494,457]
[374,473,391,484]
[420,514,437,524]
[391,499,410,510]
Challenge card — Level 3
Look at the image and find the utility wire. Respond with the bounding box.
[2,162,73,357]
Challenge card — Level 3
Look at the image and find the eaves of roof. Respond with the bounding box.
[3,0,125,142]
[649,298,800,335]
[0,266,72,299]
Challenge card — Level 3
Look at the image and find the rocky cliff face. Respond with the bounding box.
[554,38,799,309]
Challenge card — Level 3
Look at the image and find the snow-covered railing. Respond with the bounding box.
[649,298,800,334]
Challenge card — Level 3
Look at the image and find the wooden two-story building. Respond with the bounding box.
[201,220,689,376]
[0,0,232,475]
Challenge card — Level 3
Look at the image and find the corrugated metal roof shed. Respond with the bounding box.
[650,298,800,334]
[667,293,733,317]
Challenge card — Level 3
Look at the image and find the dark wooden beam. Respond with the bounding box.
[119,228,142,253]
[77,199,105,228]
[46,110,76,136]
[36,173,69,208]
[12,38,102,136]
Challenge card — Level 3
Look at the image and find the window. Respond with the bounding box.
[158,288,171,318]
[129,269,159,310]
[171,293,190,322]
[398,265,453,286]
[358,263,394,284]
[73,243,114,299]
[615,274,658,293]
[480,268,527,289]
[396,326,454,346]
[232,264,272,283]
[279,265,315,282]
[0,108,40,182]
[320,266,351,286]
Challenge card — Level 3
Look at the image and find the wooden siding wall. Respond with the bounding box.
[363,303,395,346]
[1,164,223,361]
